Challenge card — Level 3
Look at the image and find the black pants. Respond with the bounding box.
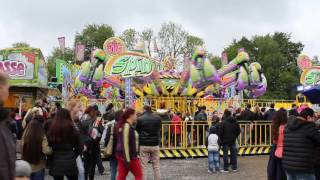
[84,152,98,180]
[53,175,77,180]
[315,165,320,180]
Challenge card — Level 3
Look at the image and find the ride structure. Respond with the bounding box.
[61,37,267,109]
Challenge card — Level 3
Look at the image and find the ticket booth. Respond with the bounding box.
[0,47,48,113]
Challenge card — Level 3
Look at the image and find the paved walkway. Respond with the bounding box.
[46,156,268,180]
[101,156,268,180]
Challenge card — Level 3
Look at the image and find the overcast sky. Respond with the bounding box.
[0,0,319,57]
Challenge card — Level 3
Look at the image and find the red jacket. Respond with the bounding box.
[171,114,182,135]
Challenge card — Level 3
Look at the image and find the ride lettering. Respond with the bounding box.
[111,55,154,77]
[0,60,26,76]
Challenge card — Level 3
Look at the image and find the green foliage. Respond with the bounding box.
[120,28,139,50]
[224,32,304,100]
[186,35,204,56]
[47,47,74,79]
[12,42,31,48]
[75,24,114,60]
[207,53,222,69]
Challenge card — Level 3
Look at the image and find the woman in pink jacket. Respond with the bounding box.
[267,108,287,180]
[171,112,182,146]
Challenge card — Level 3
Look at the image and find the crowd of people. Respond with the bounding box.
[267,107,320,180]
[0,67,320,180]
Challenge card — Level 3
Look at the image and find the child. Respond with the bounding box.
[207,126,220,173]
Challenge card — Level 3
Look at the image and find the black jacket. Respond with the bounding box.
[103,109,115,122]
[264,109,276,120]
[48,131,81,176]
[136,111,162,146]
[79,115,104,155]
[282,116,320,173]
[220,117,241,145]
[288,108,299,117]
[0,107,15,180]
[240,109,255,121]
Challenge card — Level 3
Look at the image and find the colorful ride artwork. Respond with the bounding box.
[58,37,268,109]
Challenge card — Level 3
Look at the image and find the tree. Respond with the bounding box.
[12,42,31,48]
[224,32,304,100]
[140,28,154,56]
[75,24,114,60]
[157,22,188,60]
[120,28,139,51]
[185,35,204,56]
[207,54,222,69]
[47,47,74,79]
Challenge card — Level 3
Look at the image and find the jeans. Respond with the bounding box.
[96,153,105,174]
[222,143,238,171]
[140,146,161,180]
[76,156,85,180]
[30,169,45,180]
[286,171,316,180]
[208,150,220,172]
[110,157,118,180]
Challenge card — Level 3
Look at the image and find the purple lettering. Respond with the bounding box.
[4,61,11,74]
[0,62,4,72]
[16,63,25,76]
[11,61,17,75]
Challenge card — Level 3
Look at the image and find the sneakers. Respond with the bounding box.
[232,169,238,172]
[220,170,229,173]
[208,170,213,174]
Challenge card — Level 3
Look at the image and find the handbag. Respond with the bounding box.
[102,123,114,157]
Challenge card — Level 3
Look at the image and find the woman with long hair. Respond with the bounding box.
[22,116,52,180]
[48,108,81,180]
[104,110,123,180]
[80,105,104,180]
[67,100,85,180]
[267,108,287,180]
[67,100,83,129]
[116,108,143,180]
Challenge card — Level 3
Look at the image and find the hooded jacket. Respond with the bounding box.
[282,116,320,173]
[220,116,241,145]
[0,107,15,180]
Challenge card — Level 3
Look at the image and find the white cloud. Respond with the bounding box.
[0,0,319,57]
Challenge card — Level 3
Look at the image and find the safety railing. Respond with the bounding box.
[160,120,272,149]
[143,96,301,115]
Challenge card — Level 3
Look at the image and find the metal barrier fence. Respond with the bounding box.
[160,121,272,150]
[143,96,301,116]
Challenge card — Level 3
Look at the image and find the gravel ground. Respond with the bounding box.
[45,156,268,180]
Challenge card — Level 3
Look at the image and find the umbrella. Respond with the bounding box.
[302,86,320,104]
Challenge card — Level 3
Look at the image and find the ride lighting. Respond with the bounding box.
[297,85,313,92]
[304,85,312,90]
[297,86,304,91]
